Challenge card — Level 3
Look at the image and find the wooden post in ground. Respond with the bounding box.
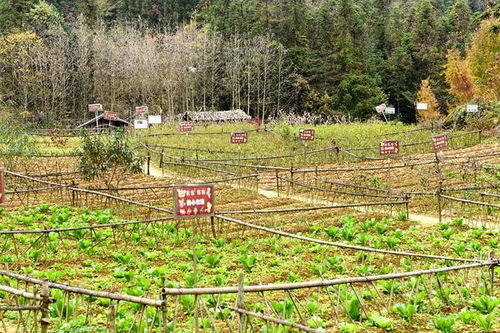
[40,280,50,333]
[161,277,168,333]
[108,300,117,333]
[237,274,246,333]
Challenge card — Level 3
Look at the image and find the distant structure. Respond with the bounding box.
[182,109,251,122]
[76,113,130,129]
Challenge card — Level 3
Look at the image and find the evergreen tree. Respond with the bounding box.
[445,0,473,53]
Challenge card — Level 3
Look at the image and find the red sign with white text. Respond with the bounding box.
[380,140,400,155]
[135,105,149,115]
[231,132,248,144]
[299,129,315,141]
[104,111,118,121]
[431,135,448,151]
[173,184,214,218]
[0,169,4,205]
[180,122,194,132]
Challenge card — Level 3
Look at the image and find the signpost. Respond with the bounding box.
[0,169,4,205]
[135,105,149,115]
[148,115,162,124]
[180,122,194,132]
[231,132,248,144]
[466,104,478,113]
[416,103,428,110]
[380,140,400,156]
[88,104,103,129]
[431,134,448,151]
[384,107,396,115]
[299,129,315,141]
[104,111,118,121]
[134,119,149,129]
[173,184,215,218]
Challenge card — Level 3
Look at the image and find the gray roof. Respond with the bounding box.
[77,113,130,128]
[184,109,251,122]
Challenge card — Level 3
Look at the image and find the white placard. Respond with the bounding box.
[384,107,396,114]
[148,115,162,124]
[134,119,149,129]
[416,103,428,110]
[466,104,478,113]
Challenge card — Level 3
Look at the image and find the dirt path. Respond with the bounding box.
[146,164,441,226]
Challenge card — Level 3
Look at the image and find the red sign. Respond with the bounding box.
[173,184,214,218]
[432,135,448,151]
[380,140,400,155]
[0,169,4,205]
[231,132,248,144]
[299,129,315,141]
[104,111,118,121]
[180,122,194,132]
[135,105,149,115]
[88,104,103,112]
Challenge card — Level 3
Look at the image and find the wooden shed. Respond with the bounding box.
[77,114,130,129]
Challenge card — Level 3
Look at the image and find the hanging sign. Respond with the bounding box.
[180,122,194,132]
[135,105,149,115]
[466,104,478,113]
[384,107,396,115]
[173,184,215,218]
[299,129,315,141]
[148,115,162,124]
[416,103,428,110]
[88,104,103,112]
[380,140,400,155]
[104,111,118,121]
[0,169,4,205]
[431,134,448,151]
[134,119,149,129]
[231,132,248,144]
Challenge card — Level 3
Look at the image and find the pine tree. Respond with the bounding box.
[445,0,473,53]
[416,79,441,122]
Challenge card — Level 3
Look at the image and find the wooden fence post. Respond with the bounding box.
[161,277,168,333]
[147,151,151,176]
[159,149,164,169]
[40,280,50,333]
[237,274,246,333]
[108,300,117,333]
[210,216,217,239]
[275,170,279,197]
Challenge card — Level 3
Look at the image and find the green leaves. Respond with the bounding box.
[391,303,416,321]
[433,314,455,333]
[472,296,499,315]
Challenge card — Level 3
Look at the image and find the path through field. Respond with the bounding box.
[146,163,442,226]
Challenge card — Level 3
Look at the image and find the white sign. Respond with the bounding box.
[88,104,103,112]
[148,115,162,124]
[375,104,386,113]
[134,119,149,129]
[416,103,428,110]
[466,104,478,113]
[384,107,396,114]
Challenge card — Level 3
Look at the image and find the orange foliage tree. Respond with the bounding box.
[416,79,440,123]
[444,49,475,105]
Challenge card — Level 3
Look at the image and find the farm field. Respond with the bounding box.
[0,122,499,333]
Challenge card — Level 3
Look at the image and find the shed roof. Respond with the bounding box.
[76,113,130,128]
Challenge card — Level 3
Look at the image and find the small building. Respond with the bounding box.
[182,109,252,122]
[76,114,130,129]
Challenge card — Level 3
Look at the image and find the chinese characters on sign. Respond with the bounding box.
[88,104,103,112]
[104,111,118,121]
[384,107,396,115]
[231,132,248,144]
[135,105,149,115]
[0,169,4,205]
[380,140,400,155]
[173,184,215,218]
[180,122,194,132]
[299,129,315,141]
[134,119,148,129]
[431,135,448,151]
[466,104,478,113]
